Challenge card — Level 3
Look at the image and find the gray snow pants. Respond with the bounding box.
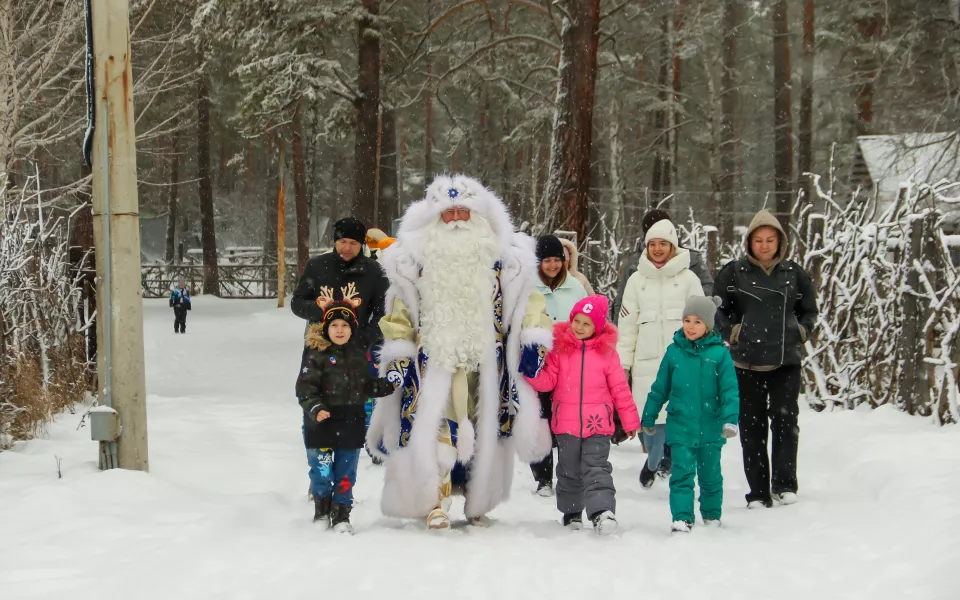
[555,434,615,518]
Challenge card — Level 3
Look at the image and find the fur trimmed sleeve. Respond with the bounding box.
[518,290,554,378]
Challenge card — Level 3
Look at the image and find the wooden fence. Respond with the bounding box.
[141,263,298,299]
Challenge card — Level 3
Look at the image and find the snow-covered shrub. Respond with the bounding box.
[797,178,960,423]
[0,172,92,447]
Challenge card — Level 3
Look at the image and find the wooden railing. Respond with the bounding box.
[141,263,298,299]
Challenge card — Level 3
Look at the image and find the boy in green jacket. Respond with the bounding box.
[642,296,740,533]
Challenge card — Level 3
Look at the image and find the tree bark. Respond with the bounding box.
[542,0,601,245]
[165,131,180,264]
[651,13,671,210]
[718,0,742,245]
[853,10,882,135]
[379,108,398,227]
[798,0,815,209]
[292,102,310,275]
[264,133,279,290]
[353,0,381,227]
[671,0,685,194]
[772,0,794,228]
[424,0,434,181]
[197,52,219,295]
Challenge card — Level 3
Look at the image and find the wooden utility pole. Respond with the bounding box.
[277,135,287,308]
[90,0,148,471]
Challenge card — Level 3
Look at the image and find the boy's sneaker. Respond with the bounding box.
[639,463,657,489]
[590,511,618,536]
[562,512,583,530]
[535,481,555,497]
[331,504,353,534]
[774,492,798,506]
[703,519,722,528]
[313,496,332,526]
[671,520,693,534]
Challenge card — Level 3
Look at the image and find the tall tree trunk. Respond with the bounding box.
[353,0,381,227]
[651,14,671,210]
[265,133,279,293]
[542,0,601,245]
[379,108,398,227]
[853,9,882,135]
[277,135,287,302]
[718,0,742,245]
[217,126,230,194]
[671,0,685,194]
[197,53,219,294]
[608,96,624,234]
[424,0,434,181]
[292,102,310,275]
[165,131,180,263]
[798,0,815,208]
[772,0,794,228]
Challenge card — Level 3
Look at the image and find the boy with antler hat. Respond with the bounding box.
[296,285,394,534]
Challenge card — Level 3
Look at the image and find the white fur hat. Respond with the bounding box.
[644,219,679,247]
[394,174,515,257]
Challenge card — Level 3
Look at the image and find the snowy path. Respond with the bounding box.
[1,299,957,599]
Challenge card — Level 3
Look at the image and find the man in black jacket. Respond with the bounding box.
[611,209,714,325]
[291,217,390,351]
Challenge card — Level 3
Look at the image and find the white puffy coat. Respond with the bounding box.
[616,249,704,423]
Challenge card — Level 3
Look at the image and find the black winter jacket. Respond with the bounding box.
[714,257,818,368]
[296,325,394,449]
[291,252,389,349]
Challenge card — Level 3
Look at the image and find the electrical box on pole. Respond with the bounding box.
[89,0,149,471]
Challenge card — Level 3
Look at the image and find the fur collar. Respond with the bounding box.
[553,321,618,355]
[305,323,332,351]
[637,247,691,279]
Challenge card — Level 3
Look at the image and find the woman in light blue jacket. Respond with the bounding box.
[536,235,588,322]
[529,235,588,497]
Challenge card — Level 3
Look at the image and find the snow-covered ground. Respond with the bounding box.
[1,299,957,599]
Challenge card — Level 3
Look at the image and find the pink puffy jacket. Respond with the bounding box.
[526,321,641,438]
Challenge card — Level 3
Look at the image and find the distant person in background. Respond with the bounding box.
[529,235,589,497]
[169,279,191,334]
[558,237,595,295]
[365,228,389,261]
[612,209,714,324]
[291,217,389,352]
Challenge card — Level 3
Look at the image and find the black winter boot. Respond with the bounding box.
[331,503,353,533]
[562,512,583,530]
[639,462,657,489]
[313,496,332,525]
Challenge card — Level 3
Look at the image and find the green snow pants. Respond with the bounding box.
[669,443,724,523]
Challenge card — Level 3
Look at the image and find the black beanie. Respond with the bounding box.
[536,235,566,262]
[333,217,367,244]
[322,301,358,339]
[641,209,672,236]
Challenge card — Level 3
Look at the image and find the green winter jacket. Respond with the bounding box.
[641,329,739,447]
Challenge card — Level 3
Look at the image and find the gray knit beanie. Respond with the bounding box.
[683,296,722,330]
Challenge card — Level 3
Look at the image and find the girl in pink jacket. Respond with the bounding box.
[527,295,641,534]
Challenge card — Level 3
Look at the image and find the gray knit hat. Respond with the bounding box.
[683,296,722,330]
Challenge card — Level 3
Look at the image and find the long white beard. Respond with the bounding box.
[418,215,501,372]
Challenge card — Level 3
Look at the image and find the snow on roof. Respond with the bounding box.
[857,133,960,200]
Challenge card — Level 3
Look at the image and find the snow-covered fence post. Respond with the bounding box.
[899,216,926,416]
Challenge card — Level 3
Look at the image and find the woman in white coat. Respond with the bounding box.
[616,219,704,488]
[529,235,588,496]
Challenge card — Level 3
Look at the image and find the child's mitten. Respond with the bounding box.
[722,424,739,439]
